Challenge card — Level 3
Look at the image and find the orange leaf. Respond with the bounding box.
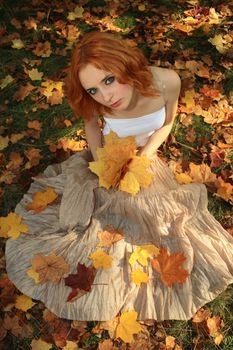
[97,225,124,247]
[26,186,58,213]
[151,247,189,287]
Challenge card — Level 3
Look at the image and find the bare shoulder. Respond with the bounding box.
[150,66,181,97]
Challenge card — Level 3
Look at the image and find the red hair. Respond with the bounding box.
[65,31,159,120]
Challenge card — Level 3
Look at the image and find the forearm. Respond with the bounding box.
[139,124,172,158]
[85,119,102,161]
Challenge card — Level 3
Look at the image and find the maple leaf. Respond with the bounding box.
[26,186,58,213]
[31,339,53,350]
[89,131,153,195]
[67,6,84,20]
[11,38,24,49]
[24,147,42,169]
[116,310,142,343]
[24,18,37,30]
[129,245,160,267]
[28,68,43,81]
[0,275,17,307]
[6,152,24,171]
[48,89,64,105]
[64,263,96,302]
[151,247,189,287]
[13,83,36,101]
[0,74,14,89]
[27,268,40,283]
[189,162,217,184]
[215,176,233,202]
[3,314,33,338]
[98,339,118,350]
[0,212,28,239]
[208,34,226,54]
[175,172,193,184]
[0,135,9,150]
[89,249,113,269]
[210,149,225,168]
[29,253,70,284]
[207,315,224,345]
[27,120,42,131]
[97,225,124,247]
[131,269,149,286]
[15,294,36,311]
[33,41,52,57]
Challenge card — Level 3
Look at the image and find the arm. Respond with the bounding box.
[139,70,181,158]
[84,116,102,161]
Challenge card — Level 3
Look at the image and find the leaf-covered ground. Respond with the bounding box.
[0,0,233,349]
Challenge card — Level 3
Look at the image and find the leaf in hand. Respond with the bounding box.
[64,263,96,302]
[151,247,189,287]
[89,131,153,195]
[29,253,70,284]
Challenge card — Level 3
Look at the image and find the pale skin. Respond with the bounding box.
[79,64,181,161]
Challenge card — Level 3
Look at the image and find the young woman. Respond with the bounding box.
[6,31,233,322]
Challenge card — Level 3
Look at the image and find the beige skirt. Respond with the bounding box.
[5,150,233,321]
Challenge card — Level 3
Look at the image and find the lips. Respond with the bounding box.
[110,99,122,108]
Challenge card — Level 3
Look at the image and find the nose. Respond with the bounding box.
[101,88,113,104]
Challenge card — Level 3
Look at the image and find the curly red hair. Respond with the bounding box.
[65,31,159,120]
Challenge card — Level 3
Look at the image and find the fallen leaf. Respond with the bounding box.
[24,147,42,168]
[15,294,36,311]
[0,212,28,239]
[29,253,70,284]
[175,173,193,184]
[0,75,14,89]
[97,225,124,247]
[116,310,142,343]
[3,314,33,338]
[11,38,24,49]
[189,162,217,184]
[62,340,79,350]
[131,269,149,286]
[215,176,233,201]
[28,68,43,81]
[6,152,24,170]
[27,120,42,131]
[68,6,84,20]
[26,186,58,213]
[89,249,113,269]
[64,263,96,302]
[31,338,53,350]
[33,41,52,57]
[13,83,36,101]
[0,136,9,150]
[129,245,160,267]
[151,247,189,287]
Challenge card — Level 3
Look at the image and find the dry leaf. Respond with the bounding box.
[26,187,58,213]
[97,225,124,247]
[151,247,189,287]
[131,269,149,286]
[89,249,113,269]
[15,294,35,311]
[115,310,142,343]
[0,212,28,239]
[129,245,160,267]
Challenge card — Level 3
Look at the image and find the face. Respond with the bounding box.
[78,64,136,111]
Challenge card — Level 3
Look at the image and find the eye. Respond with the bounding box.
[87,88,97,95]
[105,76,115,85]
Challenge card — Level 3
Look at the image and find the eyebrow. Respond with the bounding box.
[86,74,112,91]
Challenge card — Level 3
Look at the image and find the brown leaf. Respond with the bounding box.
[6,152,24,171]
[13,83,36,101]
[97,224,124,247]
[0,275,17,307]
[64,263,96,302]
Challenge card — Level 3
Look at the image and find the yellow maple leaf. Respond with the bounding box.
[26,187,58,213]
[28,68,44,81]
[11,38,24,49]
[131,269,149,286]
[0,75,14,89]
[208,34,226,54]
[129,245,160,267]
[27,268,40,283]
[0,136,9,151]
[0,212,28,239]
[63,341,79,350]
[31,338,53,350]
[30,253,70,284]
[89,131,153,195]
[138,4,146,11]
[215,177,233,202]
[67,6,84,20]
[189,162,217,184]
[181,90,196,110]
[116,310,142,343]
[175,173,193,184]
[15,294,35,311]
[89,249,113,269]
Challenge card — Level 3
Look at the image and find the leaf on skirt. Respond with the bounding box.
[26,186,58,213]
[115,310,142,343]
[131,269,149,286]
[89,131,153,195]
[89,249,113,269]
[0,212,28,239]
[97,224,124,247]
[151,247,189,287]
[129,245,160,267]
[64,263,96,302]
[29,253,70,284]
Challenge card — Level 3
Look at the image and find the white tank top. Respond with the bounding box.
[103,106,166,146]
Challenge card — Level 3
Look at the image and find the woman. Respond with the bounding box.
[6,31,233,322]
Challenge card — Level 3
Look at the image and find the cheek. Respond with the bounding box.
[117,83,133,96]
